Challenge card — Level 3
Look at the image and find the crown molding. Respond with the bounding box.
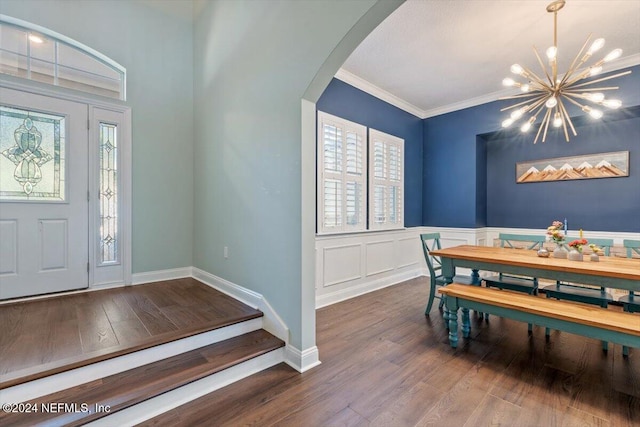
[335,53,640,120]
[334,68,425,118]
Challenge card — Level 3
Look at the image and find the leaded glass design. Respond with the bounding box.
[99,122,118,264]
[0,105,65,201]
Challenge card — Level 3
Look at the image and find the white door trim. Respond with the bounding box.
[1,77,132,289]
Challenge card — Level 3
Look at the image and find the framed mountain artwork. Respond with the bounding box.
[516,151,629,183]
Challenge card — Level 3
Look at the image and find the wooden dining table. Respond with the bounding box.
[429,245,640,292]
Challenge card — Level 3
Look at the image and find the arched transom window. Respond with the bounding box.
[0,15,126,100]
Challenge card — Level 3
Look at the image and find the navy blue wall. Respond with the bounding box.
[317,78,424,227]
[423,66,640,231]
[485,108,640,232]
[317,67,640,232]
[422,102,499,227]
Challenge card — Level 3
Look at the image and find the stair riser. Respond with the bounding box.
[85,348,285,426]
[3,317,263,403]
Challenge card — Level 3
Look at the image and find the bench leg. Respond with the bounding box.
[462,308,470,338]
[445,296,460,348]
[448,308,459,348]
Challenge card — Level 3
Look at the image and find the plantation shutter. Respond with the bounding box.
[317,111,366,233]
[368,129,404,231]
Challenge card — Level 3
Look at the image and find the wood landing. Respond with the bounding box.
[0,277,262,389]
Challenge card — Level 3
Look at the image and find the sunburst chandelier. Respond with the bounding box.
[500,0,631,143]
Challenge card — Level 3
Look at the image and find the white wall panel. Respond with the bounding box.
[397,236,420,268]
[0,220,17,275]
[365,239,394,276]
[316,228,428,307]
[322,244,362,287]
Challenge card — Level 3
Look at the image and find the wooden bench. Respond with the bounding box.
[438,283,640,351]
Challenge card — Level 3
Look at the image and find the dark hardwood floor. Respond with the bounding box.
[0,278,262,388]
[143,277,639,427]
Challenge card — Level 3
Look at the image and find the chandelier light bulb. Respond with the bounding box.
[510,106,526,120]
[545,96,558,108]
[588,38,605,55]
[520,84,530,92]
[603,48,622,62]
[510,64,524,75]
[602,99,622,109]
[586,92,605,102]
[582,106,603,119]
[503,78,516,86]
[553,112,563,128]
[521,117,535,133]
[546,46,557,60]
[502,118,514,128]
[589,66,603,76]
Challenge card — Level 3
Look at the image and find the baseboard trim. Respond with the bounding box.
[315,268,425,309]
[131,267,193,285]
[192,267,290,346]
[284,344,321,373]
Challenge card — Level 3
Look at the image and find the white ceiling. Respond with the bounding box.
[339,0,640,118]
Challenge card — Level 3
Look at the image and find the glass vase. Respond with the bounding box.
[553,242,568,259]
[568,248,583,261]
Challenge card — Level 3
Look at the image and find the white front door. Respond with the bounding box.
[0,88,88,299]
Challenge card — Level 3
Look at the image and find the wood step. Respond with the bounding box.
[0,278,264,390]
[0,329,284,427]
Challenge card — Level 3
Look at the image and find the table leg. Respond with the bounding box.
[471,268,481,285]
[470,268,487,320]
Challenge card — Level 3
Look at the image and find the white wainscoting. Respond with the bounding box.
[315,226,640,308]
[315,227,482,308]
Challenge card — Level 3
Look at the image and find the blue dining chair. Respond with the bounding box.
[619,239,640,356]
[420,233,473,315]
[542,237,614,350]
[483,233,545,332]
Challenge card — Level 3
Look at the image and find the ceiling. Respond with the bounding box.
[339,0,640,118]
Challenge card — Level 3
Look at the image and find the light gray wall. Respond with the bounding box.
[0,0,399,352]
[0,0,195,273]
[193,0,395,350]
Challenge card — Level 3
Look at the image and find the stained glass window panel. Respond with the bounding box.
[0,105,65,201]
[99,122,118,264]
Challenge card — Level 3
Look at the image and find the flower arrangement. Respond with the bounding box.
[569,238,588,252]
[546,220,565,243]
[589,243,602,254]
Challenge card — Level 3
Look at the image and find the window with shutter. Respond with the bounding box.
[317,112,366,233]
[368,129,404,231]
